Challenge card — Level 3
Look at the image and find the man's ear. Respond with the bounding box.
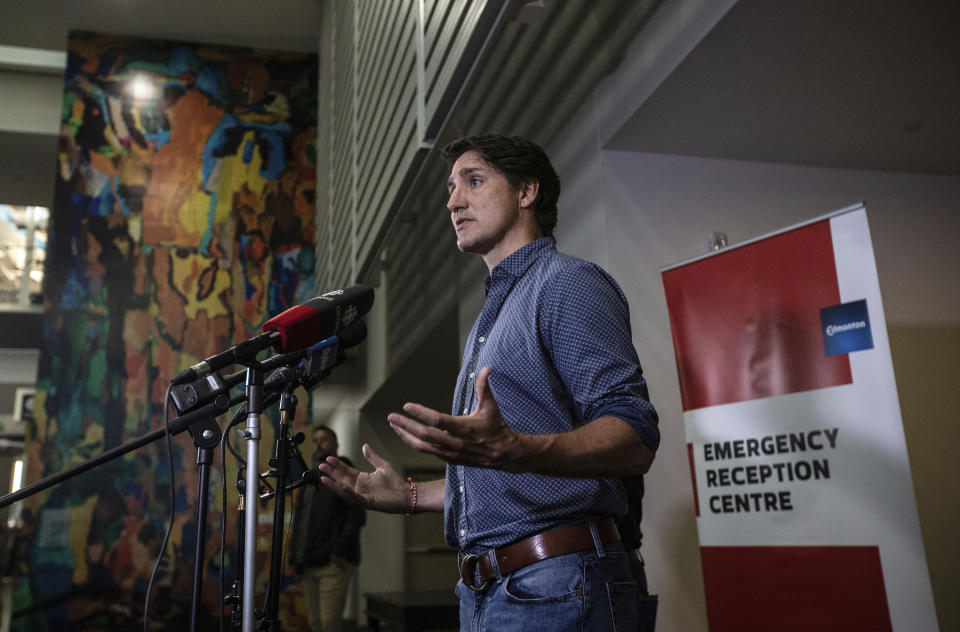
[519,180,540,209]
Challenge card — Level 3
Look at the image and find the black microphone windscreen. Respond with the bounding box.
[335,320,367,350]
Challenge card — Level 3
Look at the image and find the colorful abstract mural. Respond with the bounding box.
[14,31,318,630]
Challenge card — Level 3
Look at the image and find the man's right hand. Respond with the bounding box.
[319,443,411,514]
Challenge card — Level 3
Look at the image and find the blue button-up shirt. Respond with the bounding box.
[444,238,659,552]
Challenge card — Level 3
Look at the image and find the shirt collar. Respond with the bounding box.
[484,237,555,293]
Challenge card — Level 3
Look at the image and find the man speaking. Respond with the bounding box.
[320,135,659,631]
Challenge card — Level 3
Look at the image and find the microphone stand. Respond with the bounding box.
[188,416,222,632]
[0,335,357,631]
[259,384,299,631]
[224,466,246,632]
[223,386,289,632]
[241,364,264,632]
[240,363,338,630]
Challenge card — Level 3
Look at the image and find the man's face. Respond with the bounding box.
[446,151,527,257]
[312,429,337,460]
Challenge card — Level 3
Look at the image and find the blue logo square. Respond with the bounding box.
[820,299,874,357]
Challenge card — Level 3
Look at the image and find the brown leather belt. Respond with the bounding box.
[457,518,620,592]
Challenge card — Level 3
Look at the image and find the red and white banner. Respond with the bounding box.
[661,204,937,631]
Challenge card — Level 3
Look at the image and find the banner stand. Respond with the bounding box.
[661,203,938,631]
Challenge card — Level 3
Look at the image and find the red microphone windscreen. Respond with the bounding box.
[262,285,375,353]
[262,304,324,352]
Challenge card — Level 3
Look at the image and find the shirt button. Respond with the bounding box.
[468,371,475,379]
[462,407,469,414]
[459,485,464,493]
[460,529,466,536]
[477,336,486,343]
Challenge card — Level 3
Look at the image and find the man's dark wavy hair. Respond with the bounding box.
[441,135,561,237]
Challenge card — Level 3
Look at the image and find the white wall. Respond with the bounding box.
[0,71,62,135]
[551,147,960,631]
[600,151,960,324]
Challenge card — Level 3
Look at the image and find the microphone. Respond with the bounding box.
[169,321,368,414]
[170,331,279,387]
[264,321,367,391]
[170,285,374,386]
[261,285,374,353]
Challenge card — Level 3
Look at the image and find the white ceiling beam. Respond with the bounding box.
[0,45,66,75]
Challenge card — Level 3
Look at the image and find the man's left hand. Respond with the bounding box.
[387,366,530,471]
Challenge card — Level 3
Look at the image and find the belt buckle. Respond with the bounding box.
[458,553,490,592]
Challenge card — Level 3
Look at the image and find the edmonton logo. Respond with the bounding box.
[819,299,874,357]
[826,321,867,336]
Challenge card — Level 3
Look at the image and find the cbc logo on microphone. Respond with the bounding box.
[342,304,358,326]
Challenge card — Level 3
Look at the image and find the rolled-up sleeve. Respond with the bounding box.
[540,261,660,452]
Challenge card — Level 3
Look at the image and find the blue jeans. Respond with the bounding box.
[629,551,658,632]
[455,524,637,631]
